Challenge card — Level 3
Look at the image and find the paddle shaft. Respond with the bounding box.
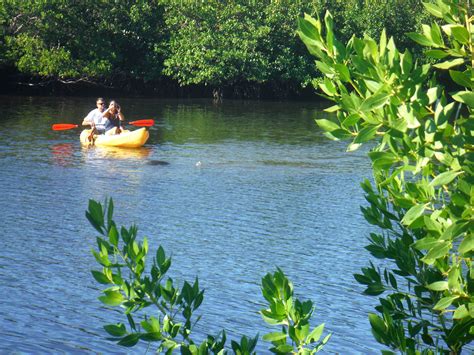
[52,119,154,131]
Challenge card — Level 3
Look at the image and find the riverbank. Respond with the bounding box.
[0,68,316,100]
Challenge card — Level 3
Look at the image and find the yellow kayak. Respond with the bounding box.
[80,128,149,148]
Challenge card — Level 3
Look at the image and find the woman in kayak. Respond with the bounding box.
[103,100,125,135]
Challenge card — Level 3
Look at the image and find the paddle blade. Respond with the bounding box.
[52,123,79,131]
[129,119,154,127]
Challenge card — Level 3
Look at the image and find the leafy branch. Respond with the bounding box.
[298,0,473,353]
[86,198,330,354]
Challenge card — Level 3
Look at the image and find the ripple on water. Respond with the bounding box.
[0,97,387,353]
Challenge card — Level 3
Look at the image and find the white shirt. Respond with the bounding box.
[84,108,106,128]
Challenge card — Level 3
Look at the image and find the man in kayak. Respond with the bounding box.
[82,98,108,138]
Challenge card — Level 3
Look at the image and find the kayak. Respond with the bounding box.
[80,128,149,148]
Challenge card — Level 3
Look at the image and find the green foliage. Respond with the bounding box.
[162,0,317,90]
[316,0,429,52]
[0,0,429,96]
[298,1,473,353]
[86,198,330,354]
[1,0,165,82]
[260,268,331,354]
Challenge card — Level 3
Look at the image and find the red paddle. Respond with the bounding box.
[52,119,154,131]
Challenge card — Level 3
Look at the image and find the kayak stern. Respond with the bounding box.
[80,128,149,148]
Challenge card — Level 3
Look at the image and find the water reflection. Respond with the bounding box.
[81,146,152,160]
[50,143,75,167]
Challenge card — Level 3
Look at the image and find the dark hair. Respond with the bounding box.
[96,97,104,103]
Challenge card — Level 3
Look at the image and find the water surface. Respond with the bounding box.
[0,96,382,353]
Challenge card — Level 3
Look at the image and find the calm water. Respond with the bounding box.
[0,96,383,353]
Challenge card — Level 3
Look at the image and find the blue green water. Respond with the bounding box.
[0,96,383,353]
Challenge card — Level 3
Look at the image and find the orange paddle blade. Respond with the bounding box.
[52,123,79,131]
[129,119,154,127]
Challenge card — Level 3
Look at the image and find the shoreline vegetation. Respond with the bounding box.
[0,1,428,100]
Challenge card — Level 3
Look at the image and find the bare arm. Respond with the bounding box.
[82,110,94,126]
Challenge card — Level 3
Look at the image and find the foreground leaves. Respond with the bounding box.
[86,199,330,354]
[298,0,473,353]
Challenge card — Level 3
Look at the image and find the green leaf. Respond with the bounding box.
[364,284,385,296]
[401,204,425,226]
[274,344,294,353]
[452,91,474,107]
[104,323,127,337]
[99,290,124,306]
[449,70,471,88]
[306,323,324,343]
[360,93,390,112]
[117,333,140,347]
[341,113,360,128]
[450,25,470,44]
[335,63,350,82]
[406,32,434,46]
[428,23,443,46]
[368,313,387,335]
[316,60,333,75]
[319,77,337,96]
[459,234,474,254]
[106,198,114,228]
[426,281,448,291]
[422,242,450,265]
[433,296,459,311]
[429,171,462,187]
[298,15,322,42]
[369,151,397,170]
[423,2,444,18]
[108,225,119,247]
[413,237,441,251]
[316,119,340,132]
[354,125,379,144]
[157,245,165,265]
[346,142,362,152]
[434,58,465,70]
[453,305,469,319]
[91,270,111,284]
[86,200,105,234]
[324,104,340,113]
[364,80,382,93]
[426,49,449,59]
[262,331,287,342]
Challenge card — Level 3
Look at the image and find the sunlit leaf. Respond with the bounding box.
[406,32,433,46]
[306,323,324,343]
[422,242,451,265]
[354,125,379,144]
[433,58,465,69]
[459,234,474,254]
[423,2,444,18]
[335,63,350,82]
[99,290,124,306]
[453,305,469,319]
[316,118,340,132]
[426,281,448,291]
[360,93,390,112]
[401,204,425,226]
[413,237,441,251]
[450,25,470,44]
[91,270,111,284]
[433,296,458,311]
[452,91,474,107]
[429,171,462,187]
